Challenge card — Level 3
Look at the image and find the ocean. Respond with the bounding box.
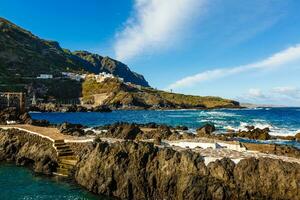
[30,107,300,145]
[2,107,299,199]
[0,163,107,200]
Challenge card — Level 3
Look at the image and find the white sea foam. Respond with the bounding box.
[204,111,239,117]
[167,114,192,118]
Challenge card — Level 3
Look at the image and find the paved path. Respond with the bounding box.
[0,124,84,142]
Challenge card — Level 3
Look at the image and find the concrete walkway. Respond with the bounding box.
[0,124,91,142]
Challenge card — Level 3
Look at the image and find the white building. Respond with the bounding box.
[37,74,53,79]
[95,72,116,83]
[62,72,86,81]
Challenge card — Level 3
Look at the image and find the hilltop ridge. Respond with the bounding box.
[0,17,149,87]
[0,17,239,109]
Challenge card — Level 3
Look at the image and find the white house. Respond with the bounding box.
[95,72,115,83]
[61,72,86,81]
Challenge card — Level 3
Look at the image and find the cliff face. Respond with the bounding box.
[0,129,57,174]
[0,17,149,88]
[73,51,149,87]
[75,141,300,200]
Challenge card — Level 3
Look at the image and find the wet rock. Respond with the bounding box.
[103,123,142,140]
[238,127,271,140]
[59,122,85,136]
[91,105,112,112]
[175,125,189,131]
[196,124,216,137]
[245,125,255,131]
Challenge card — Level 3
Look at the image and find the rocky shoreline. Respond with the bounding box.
[0,126,299,199]
[0,109,300,199]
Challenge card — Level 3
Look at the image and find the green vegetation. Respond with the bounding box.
[82,77,239,109]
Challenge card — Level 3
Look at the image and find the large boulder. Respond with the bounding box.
[196,124,216,137]
[104,123,142,140]
[59,122,85,136]
[238,127,271,140]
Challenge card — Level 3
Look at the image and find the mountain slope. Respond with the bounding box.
[0,17,149,87]
[73,51,149,86]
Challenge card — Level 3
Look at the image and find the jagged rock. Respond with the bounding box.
[103,123,142,140]
[295,132,300,141]
[91,105,112,112]
[238,127,271,140]
[0,129,58,174]
[233,158,300,200]
[59,122,85,136]
[245,125,255,131]
[196,124,216,137]
[175,125,189,131]
[74,140,300,200]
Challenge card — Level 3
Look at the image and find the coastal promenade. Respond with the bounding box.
[0,124,92,142]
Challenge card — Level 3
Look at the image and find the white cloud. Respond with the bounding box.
[114,0,206,61]
[238,86,300,106]
[247,88,266,99]
[272,86,300,98]
[167,44,300,90]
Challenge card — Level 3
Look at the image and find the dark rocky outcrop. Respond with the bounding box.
[196,124,216,137]
[225,127,272,140]
[29,103,112,113]
[59,122,85,136]
[75,141,300,200]
[99,123,143,140]
[0,128,58,174]
[0,107,49,126]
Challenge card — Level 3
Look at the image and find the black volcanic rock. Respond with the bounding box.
[103,123,143,140]
[59,122,85,136]
[75,140,300,200]
[196,124,216,136]
[0,129,58,174]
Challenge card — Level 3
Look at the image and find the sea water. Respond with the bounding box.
[0,163,107,200]
[30,107,300,149]
[2,108,300,199]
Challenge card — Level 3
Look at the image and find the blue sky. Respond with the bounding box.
[1,0,300,106]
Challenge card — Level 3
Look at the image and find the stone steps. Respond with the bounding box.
[53,140,78,177]
[59,158,78,166]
